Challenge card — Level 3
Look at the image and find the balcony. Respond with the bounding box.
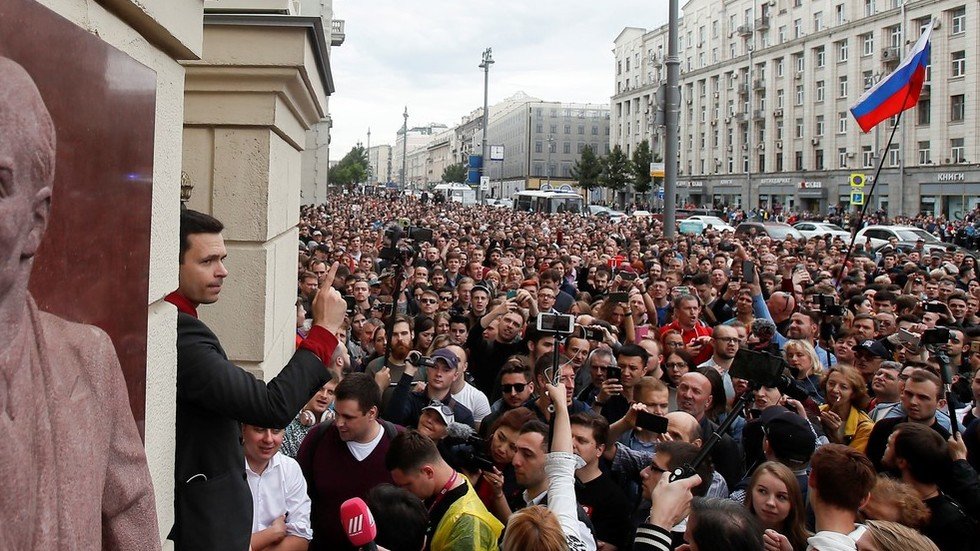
[752,109,765,120]
[737,25,753,37]
[738,83,750,95]
[756,16,770,30]
[331,19,345,46]
[920,84,931,98]
[753,79,766,90]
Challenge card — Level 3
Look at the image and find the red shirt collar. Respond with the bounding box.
[165,291,198,318]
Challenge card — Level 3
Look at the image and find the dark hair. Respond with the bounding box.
[180,209,224,264]
[365,484,428,551]
[448,314,470,327]
[534,354,570,382]
[697,367,728,419]
[569,411,610,448]
[335,372,381,414]
[617,343,650,366]
[385,430,441,472]
[810,444,876,511]
[893,423,949,485]
[656,441,713,497]
[499,359,533,383]
[488,407,537,440]
[908,368,943,400]
[519,420,550,452]
[690,498,764,551]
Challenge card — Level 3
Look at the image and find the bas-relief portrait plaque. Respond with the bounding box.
[0,0,156,435]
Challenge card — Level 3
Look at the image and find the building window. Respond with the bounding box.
[838,147,848,168]
[918,99,931,125]
[888,144,899,166]
[794,0,803,7]
[776,153,784,172]
[862,146,874,167]
[777,89,785,108]
[951,95,965,121]
[535,141,543,153]
[776,120,784,139]
[564,124,571,134]
[862,33,874,56]
[816,80,825,102]
[838,112,847,133]
[951,6,966,34]
[814,12,823,32]
[888,25,902,48]
[776,58,785,77]
[838,76,848,98]
[863,71,874,90]
[577,143,585,153]
[550,124,557,133]
[563,142,571,154]
[795,151,804,171]
[918,141,930,164]
[952,51,966,77]
[951,138,965,162]
[815,149,824,170]
[795,118,804,138]
[578,125,585,134]
[837,40,848,62]
[835,3,845,24]
[815,46,826,67]
[794,19,803,38]
[864,0,875,17]
[778,26,787,44]
[796,85,805,105]
[794,53,805,73]
[816,115,825,136]
[536,123,543,133]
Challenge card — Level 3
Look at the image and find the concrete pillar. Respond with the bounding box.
[182,14,332,380]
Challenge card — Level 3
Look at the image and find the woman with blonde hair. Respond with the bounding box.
[819,366,874,452]
[783,339,825,404]
[744,462,810,551]
[858,520,939,551]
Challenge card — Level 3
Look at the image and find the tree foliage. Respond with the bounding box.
[328,146,368,188]
[441,162,467,183]
[570,145,603,195]
[600,145,630,192]
[631,140,654,196]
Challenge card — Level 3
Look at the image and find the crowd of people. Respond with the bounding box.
[230,193,980,551]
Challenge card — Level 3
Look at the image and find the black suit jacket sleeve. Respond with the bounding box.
[176,313,332,429]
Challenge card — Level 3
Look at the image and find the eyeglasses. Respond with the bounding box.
[714,337,739,344]
[501,383,527,394]
[419,298,438,304]
[440,296,453,301]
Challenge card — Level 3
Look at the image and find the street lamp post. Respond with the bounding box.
[663,0,681,238]
[479,47,494,205]
[401,107,409,192]
[366,127,372,189]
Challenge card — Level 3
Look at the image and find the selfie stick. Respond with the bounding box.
[929,343,960,437]
[670,380,759,482]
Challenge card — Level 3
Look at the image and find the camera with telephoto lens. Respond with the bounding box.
[576,325,604,341]
[406,350,435,368]
[729,349,810,402]
[816,294,845,316]
[718,241,736,252]
[379,222,434,263]
[921,327,951,346]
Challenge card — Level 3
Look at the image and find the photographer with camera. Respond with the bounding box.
[465,290,538,396]
[384,348,476,429]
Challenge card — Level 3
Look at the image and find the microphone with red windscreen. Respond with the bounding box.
[340,497,377,550]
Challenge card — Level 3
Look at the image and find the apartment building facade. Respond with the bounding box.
[613,0,979,217]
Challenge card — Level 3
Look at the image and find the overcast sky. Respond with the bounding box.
[328,0,669,157]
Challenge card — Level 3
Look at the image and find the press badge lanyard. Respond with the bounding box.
[428,471,459,513]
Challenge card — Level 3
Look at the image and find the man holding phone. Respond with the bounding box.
[593,344,650,423]
[659,295,714,365]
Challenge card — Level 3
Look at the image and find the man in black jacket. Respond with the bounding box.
[166,210,346,550]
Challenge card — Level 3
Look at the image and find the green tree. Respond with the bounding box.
[631,140,654,197]
[570,145,602,203]
[441,162,467,183]
[328,146,368,188]
[600,145,630,208]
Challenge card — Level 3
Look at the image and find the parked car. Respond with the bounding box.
[855,225,947,249]
[734,222,805,240]
[676,208,727,220]
[793,221,851,240]
[686,215,735,233]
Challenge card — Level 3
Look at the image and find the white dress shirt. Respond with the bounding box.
[245,453,313,540]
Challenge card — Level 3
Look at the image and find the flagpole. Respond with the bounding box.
[835,95,910,287]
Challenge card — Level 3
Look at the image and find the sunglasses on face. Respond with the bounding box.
[419,298,438,304]
[501,383,527,394]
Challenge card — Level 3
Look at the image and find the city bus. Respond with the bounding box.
[512,186,584,214]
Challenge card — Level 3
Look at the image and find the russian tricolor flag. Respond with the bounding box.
[850,22,933,133]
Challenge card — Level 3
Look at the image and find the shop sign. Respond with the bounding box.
[688,181,704,188]
[759,177,791,185]
[800,181,823,189]
[717,179,739,186]
[937,173,965,182]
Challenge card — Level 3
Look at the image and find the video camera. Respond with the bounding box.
[443,423,495,473]
[729,349,810,402]
[378,220,434,263]
[406,351,436,369]
[816,294,845,316]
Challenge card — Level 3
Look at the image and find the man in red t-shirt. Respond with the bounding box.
[660,294,713,364]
